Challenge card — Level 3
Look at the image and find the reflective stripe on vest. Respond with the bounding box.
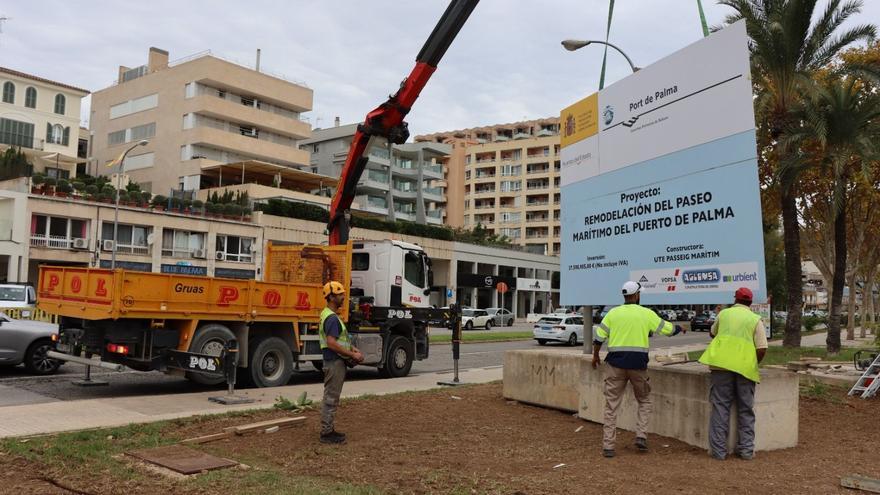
[698,305,761,382]
[598,304,673,353]
[319,307,351,351]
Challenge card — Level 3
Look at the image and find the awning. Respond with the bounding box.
[200,160,338,191]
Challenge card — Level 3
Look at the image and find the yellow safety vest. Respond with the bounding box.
[595,304,674,353]
[699,305,761,383]
[319,307,351,351]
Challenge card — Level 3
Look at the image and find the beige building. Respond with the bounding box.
[416,118,561,255]
[0,66,89,178]
[89,47,313,195]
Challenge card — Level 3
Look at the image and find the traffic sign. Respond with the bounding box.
[496,282,509,293]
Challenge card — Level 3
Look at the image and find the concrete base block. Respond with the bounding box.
[503,350,799,452]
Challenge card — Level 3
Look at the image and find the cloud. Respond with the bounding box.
[1,0,876,136]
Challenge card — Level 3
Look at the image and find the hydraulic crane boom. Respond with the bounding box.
[328,0,479,245]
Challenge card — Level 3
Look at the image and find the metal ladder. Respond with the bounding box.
[848,352,880,399]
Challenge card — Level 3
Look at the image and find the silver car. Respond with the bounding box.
[0,313,61,375]
[485,307,515,327]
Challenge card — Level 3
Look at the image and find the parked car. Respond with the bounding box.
[461,309,493,330]
[0,284,38,319]
[533,316,585,346]
[658,309,677,321]
[485,307,515,327]
[0,313,61,375]
[691,312,715,332]
[593,305,617,324]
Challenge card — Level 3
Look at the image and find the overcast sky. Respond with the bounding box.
[1,1,877,138]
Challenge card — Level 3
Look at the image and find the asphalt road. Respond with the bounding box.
[0,327,711,406]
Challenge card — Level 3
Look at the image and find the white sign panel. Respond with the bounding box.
[516,278,551,292]
[560,21,767,306]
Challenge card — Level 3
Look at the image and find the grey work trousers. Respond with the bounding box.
[709,369,756,458]
[602,365,652,450]
[320,358,347,436]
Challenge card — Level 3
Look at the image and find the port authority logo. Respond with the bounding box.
[603,105,614,125]
[638,275,648,283]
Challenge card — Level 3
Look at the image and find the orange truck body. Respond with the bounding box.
[37,243,352,354]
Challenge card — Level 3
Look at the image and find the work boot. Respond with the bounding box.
[602,449,615,458]
[331,430,346,440]
[736,451,753,461]
[635,437,648,452]
[319,431,346,444]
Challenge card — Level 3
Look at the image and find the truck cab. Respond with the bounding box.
[350,240,434,308]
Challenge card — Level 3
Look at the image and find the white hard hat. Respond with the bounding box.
[622,281,641,296]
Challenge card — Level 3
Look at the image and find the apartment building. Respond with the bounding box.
[300,123,448,224]
[416,118,561,255]
[89,47,313,195]
[0,67,89,178]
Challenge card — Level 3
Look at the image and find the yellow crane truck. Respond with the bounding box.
[39,243,455,388]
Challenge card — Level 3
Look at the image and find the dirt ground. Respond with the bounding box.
[1,382,879,495]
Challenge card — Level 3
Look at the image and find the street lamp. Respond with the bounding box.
[561,39,640,73]
[111,139,149,270]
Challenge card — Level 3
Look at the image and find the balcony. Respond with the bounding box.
[427,209,443,219]
[31,234,80,249]
[526,216,549,223]
[186,94,311,140]
[473,188,496,196]
[184,127,310,168]
[424,164,444,179]
[526,201,549,208]
[423,187,443,201]
[527,183,549,191]
[513,132,531,140]
[474,203,495,210]
[527,167,551,175]
[536,129,556,137]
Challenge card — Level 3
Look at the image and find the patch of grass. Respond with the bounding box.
[799,381,846,404]
[431,331,533,343]
[194,465,386,494]
[688,346,873,366]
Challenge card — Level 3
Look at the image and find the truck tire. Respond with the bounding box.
[379,335,413,378]
[248,336,294,388]
[24,338,60,375]
[186,324,235,386]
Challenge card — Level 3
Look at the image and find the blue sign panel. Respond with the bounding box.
[214,267,256,279]
[161,264,207,276]
[99,260,152,272]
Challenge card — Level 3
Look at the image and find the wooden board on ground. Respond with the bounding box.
[126,445,237,475]
[181,431,233,445]
[222,416,305,435]
[841,475,880,493]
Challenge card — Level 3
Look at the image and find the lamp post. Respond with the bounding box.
[111,139,149,270]
[560,39,640,74]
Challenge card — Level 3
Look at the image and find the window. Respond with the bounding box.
[102,222,150,255]
[30,215,87,249]
[25,87,36,108]
[312,144,319,153]
[54,94,66,115]
[216,235,254,263]
[0,118,35,148]
[239,125,258,138]
[403,251,425,287]
[352,253,369,271]
[131,122,156,141]
[48,124,64,145]
[107,130,126,146]
[2,82,14,104]
[110,93,159,119]
[161,229,205,258]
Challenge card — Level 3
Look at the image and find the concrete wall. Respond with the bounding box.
[503,350,799,452]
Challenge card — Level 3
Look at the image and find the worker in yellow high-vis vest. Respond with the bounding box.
[698,287,768,460]
[318,281,364,445]
[592,281,685,458]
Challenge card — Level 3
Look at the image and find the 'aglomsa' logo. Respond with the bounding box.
[682,268,721,285]
[603,105,614,125]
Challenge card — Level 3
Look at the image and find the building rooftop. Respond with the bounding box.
[0,66,90,95]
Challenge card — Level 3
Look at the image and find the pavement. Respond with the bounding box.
[0,365,503,439]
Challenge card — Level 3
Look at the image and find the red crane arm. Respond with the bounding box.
[328,0,479,245]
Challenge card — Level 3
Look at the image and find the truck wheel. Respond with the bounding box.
[379,335,413,378]
[248,336,293,388]
[186,324,235,386]
[24,339,60,375]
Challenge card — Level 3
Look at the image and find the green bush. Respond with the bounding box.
[45,177,57,187]
[140,191,152,204]
[151,195,167,208]
[85,184,99,196]
[191,199,204,210]
[71,181,85,192]
[802,316,825,332]
[169,197,182,210]
[31,173,45,185]
[56,179,73,193]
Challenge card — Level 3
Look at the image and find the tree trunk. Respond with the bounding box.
[859,274,869,338]
[781,188,803,347]
[827,200,847,354]
[846,270,856,341]
[869,275,877,336]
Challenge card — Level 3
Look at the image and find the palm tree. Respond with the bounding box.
[781,73,880,352]
[720,0,876,347]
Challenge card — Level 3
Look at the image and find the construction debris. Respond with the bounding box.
[181,416,305,445]
[841,475,880,493]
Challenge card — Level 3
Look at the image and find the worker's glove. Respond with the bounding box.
[674,324,686,335]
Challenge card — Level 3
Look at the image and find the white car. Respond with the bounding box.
[485,307,515,327]
[533,315,585,346]
[462,309,493,330]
